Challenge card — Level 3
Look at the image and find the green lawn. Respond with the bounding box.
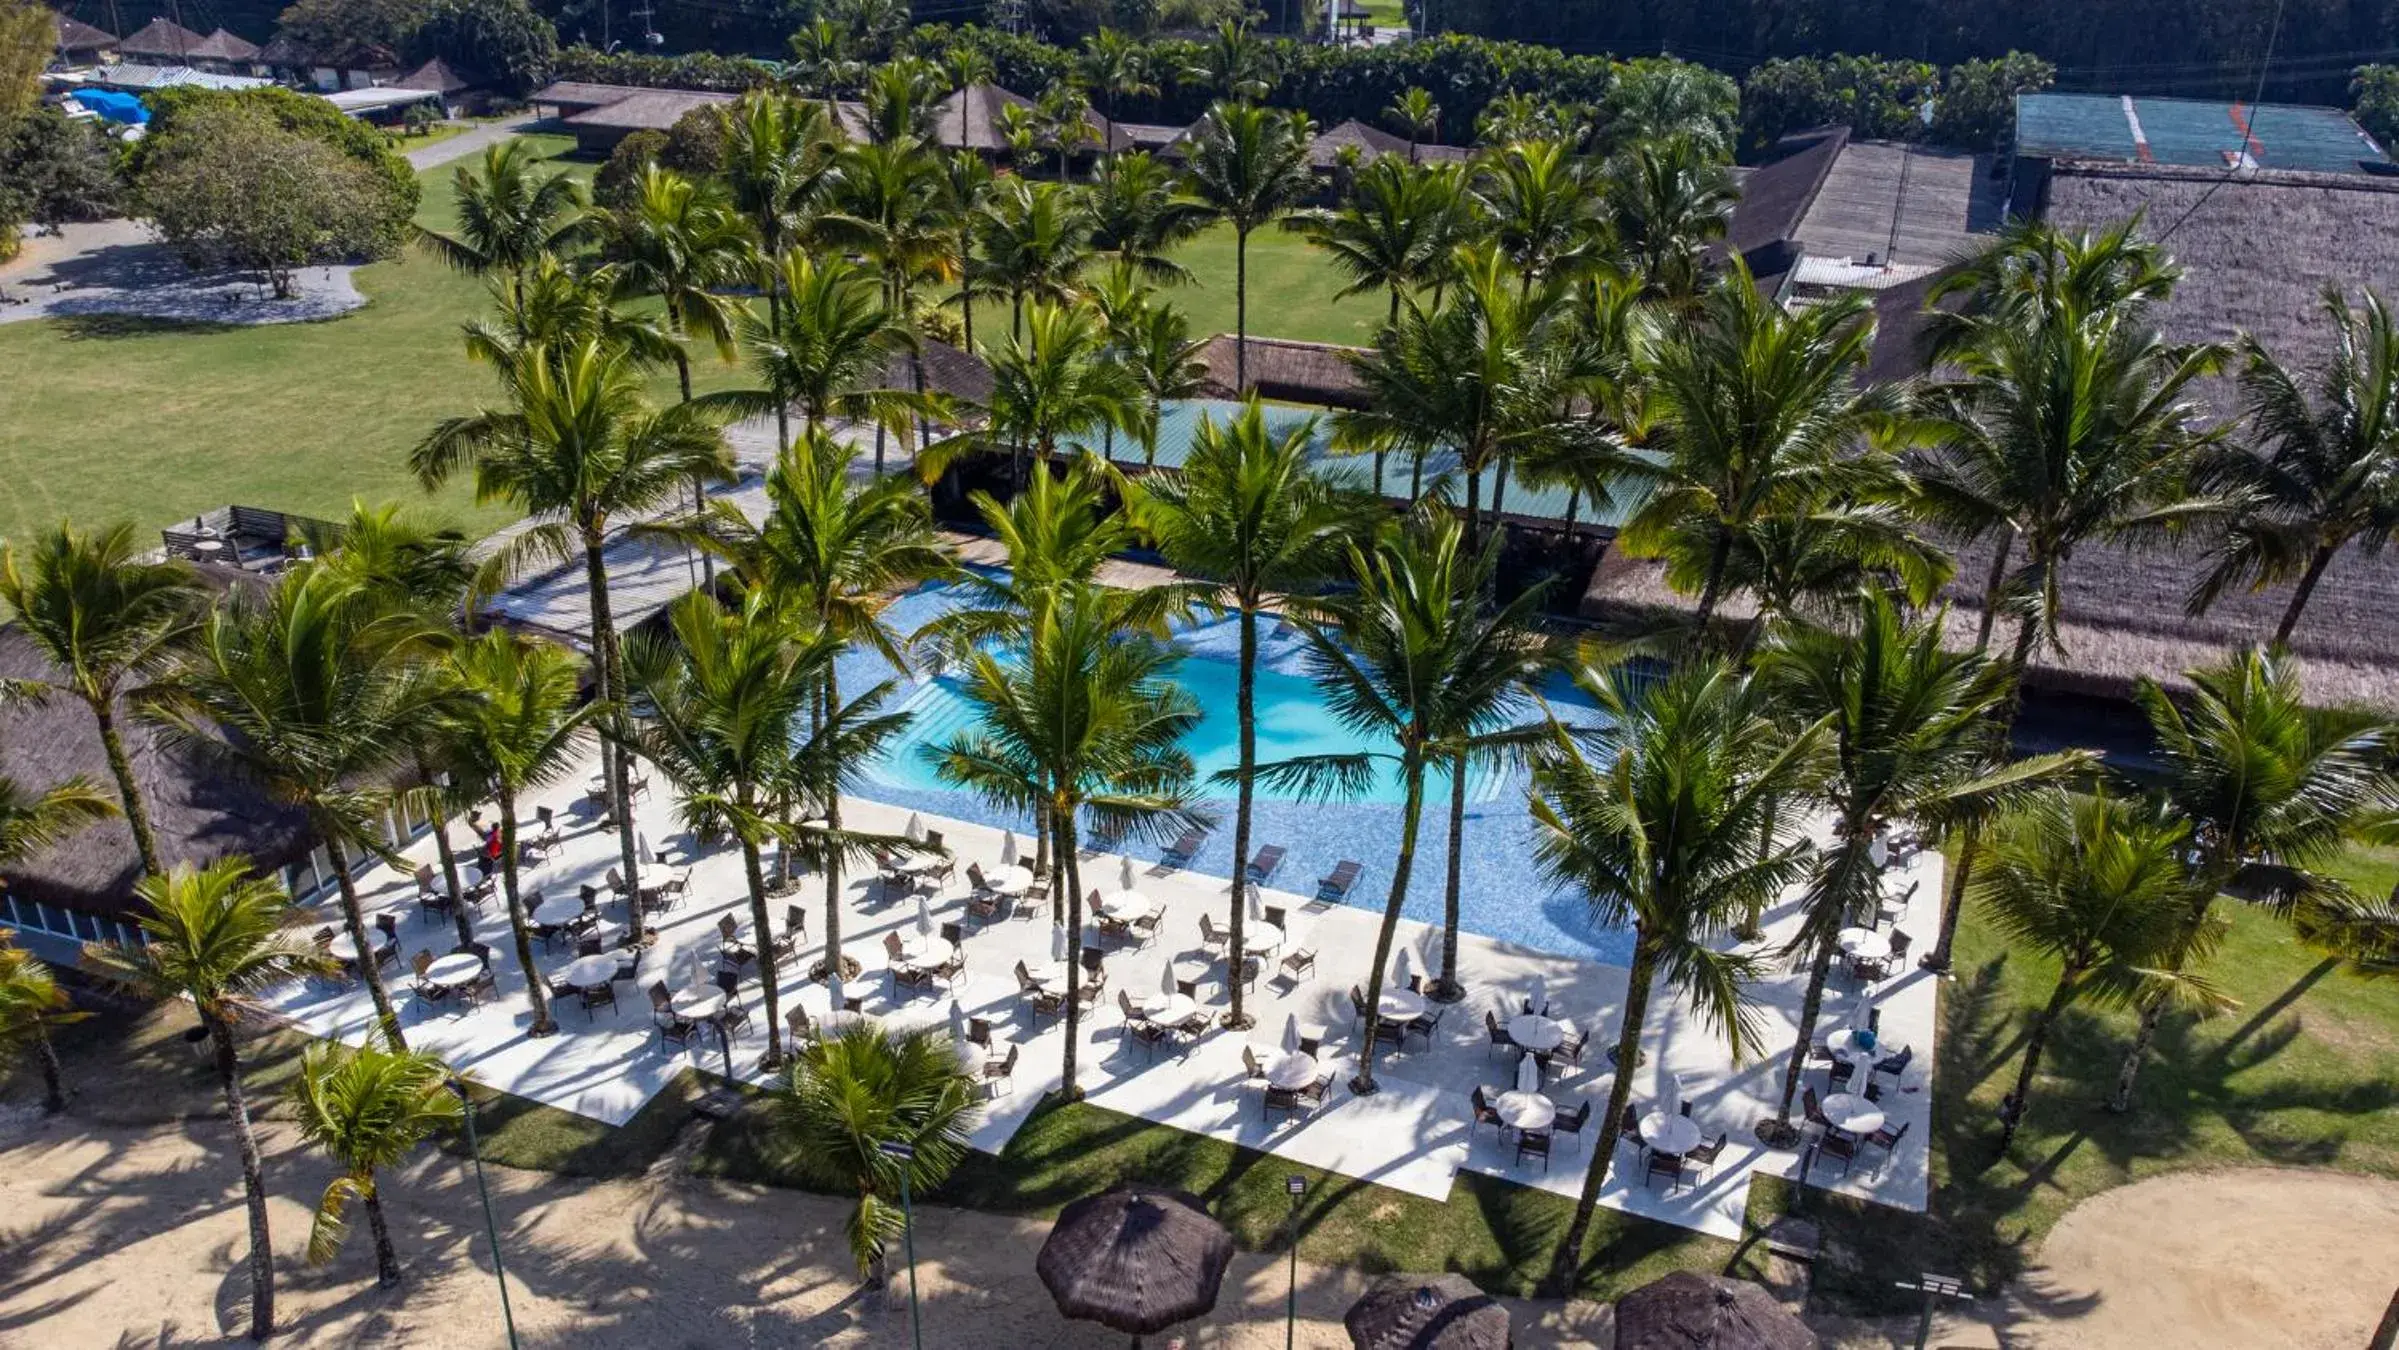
[1156,222,1386,349]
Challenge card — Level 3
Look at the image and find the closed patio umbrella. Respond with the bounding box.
[1052,923,1070,963]
[1612,1271,1816,1349]
[1868,835,1889,869]
[1514,1052,1540,1094]
[826,969,845,1014]
[948,997,968,1043]
[1527,977,1546,1016]
[904,812,925,843]
[1281,1013,1300,1053]
[1344,1272,1512,1350]
[1849,991,1875,1033]
[1160,961,1178,998]
[1246,880,1264,923]
[1001,831,1019,866]
[637,830,653,864]
[916,894,934,936]
[1662,1072,1684,1117]
[1038,1186,1235,1347]
[1120,854,1137,891]
[1394,946,1413,990]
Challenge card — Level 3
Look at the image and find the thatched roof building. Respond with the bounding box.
[51,13,117,59]
[115,16,205,63]
[1194,334,1369,408]
[933,82,1132,155]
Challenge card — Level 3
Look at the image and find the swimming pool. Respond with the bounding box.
[832,574,1632,965]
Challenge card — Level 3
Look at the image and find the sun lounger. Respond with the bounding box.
[1244,845,1286,884]
[1160,826,1208,868]
[1316,859,1362,902]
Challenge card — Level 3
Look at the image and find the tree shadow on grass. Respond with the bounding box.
[50,312,249,341]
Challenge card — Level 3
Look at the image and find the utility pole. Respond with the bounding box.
[879,1140,925,1350]
[448,1081,521,1350]
[1283,1175,1307,1348]
[1894,1272,1971,1350]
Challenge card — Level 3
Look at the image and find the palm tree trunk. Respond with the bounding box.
[2000,965,2079,1151]
[1924,833,1978,972]
[1563,485,1580,536]
[210,1014,276,1340]
[742,832,785,1066]
[1435,751,1466,1000]
[1770,942,1837,1130]
[433,810,474,953]
[769,283,790,451]
[364,1186,401,1287]
[585,533,646,946]
[2109,877,2225,1110]
[1973,529,2013,651]
[34,1023,65,1113]
[498,788,555,1036]
[1227,603,1259,1029]
[1353,758,1426,1095]
[93,700,162,878]
[821,669,847,986]
[1491,459,1509,524]
[1463,467,1483,556]
[1058,806,1088,1098]
[674,350,710,587]
[2272,544,2337,648]
[1547,938,1656,1297]
[1409,449,1424,500]
[1692,524,1734,634]
[325,835,407,1052]
[1234,225,1250,392]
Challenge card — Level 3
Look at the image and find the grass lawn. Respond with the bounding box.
[1156,222,1385,348]
[1789,839,2399,1313]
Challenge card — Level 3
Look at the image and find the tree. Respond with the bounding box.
[1979,790,2220,1151]
[722,89,838,450]
[862,56,949,145]
[442,628,598,1036]
[286,1042,460,1287]
[0,522,201,878]
[138,103,407,297]
[1260,517,1549,1083]
[2188,287,2399,647]
[1530,659,1813,1296]
[1385,87,1438,160]
[789,20,861,124]
[1753,589,2090,1142]
[413,338,735,946]
[84,860,335,1341]
[2108,649,2396,1111]
[1291,153,1451,335]
[816,137,956,472]
[593,129,670,210]
[1105,287,1210,466]
[0,107,123,235]
[1475,139,1597,291]
[0,0,44,140]
[1596,56,1738,158]
[411,0,556,96]
[1181,100,1314,390]
[933,572,1200,1097]
[0,910,106,1113]
[416,138,588,333]
[771,1025,978,1284]
[972,177,1095,343]
[1617,269,1900,633]
[1599,133,1736,305]
[937,149,994,353]
[1134,401,1357,1025]
[156,563,452,1051]
[706,252,923,449]
[275,0,431,69]
[971,301,1142,488]
[1076,27,1157,127]
[1088,150,1210,286]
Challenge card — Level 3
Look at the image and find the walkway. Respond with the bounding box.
[0,218,363,326]
[404,113,540,171]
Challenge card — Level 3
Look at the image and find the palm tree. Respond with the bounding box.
[861,56,948,145]
[1599,134,1736,305]
[0,522,200,876]
[2188,287,2399,646]
[1704,500,1955,651]
[463,255,677,374]
[286,1042,461,1287]
[1189,18,1275,103]
[1109,293,1211,467]
[930,581,1201,1096]
[593,164,750,410]
[625,593,822,1067]
[1134,402,1357,1025]
[1530,659,1816,1297]
[1476,139,1597,292]
[938,149,994,352]
[1258,517,1550,1083]
[2107,648,2396,1111]
[413,338,736,947]
[972,177,1095,343]
[705,252,923,447]
[940,44,995,149]
[0,917,103,1113]
[1386,87,1438,161]
[1979,789,2222,1151]
[1077,28,1156,129]
[442,628,599,1037]
[1289,156,1451,376]
[84,859,334,1341]
[416,139,589,334]
[819,136,956,473]
[971,301,1143,488]
[1616,268,1901,633]
[156,564,452,1051]
[1752,589,2091,1143]
[1181,100,1314,391]
[771,1024,979,1284]
[1089,150,1210,287]
[787,19,859,125]
[723,90,839,450]
[1037,85,1098,182]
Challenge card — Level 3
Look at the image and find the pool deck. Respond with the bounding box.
[263,751,1938,1244]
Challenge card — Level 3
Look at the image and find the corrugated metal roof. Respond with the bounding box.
[2016,92,2390,175]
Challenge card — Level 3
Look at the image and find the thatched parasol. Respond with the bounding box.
[1612,1272,1817,1350]
[1344,1273,1512,1349]
[1037,1187,1234,1346]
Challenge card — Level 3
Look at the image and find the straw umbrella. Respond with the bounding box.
[1612,1272,1817,1349]
[1345,1273,1512,1349]
[1037,1187,1235,1347]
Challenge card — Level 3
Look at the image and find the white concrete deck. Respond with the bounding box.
[263,756,1938,1243]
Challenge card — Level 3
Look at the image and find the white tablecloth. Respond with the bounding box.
[1030,962,1071,995]
[988,865,1034,896]
[1142,993,1199,1027]
[1379,989,1428,1020]
[1495,1091,1557,1131]
[1836,927,1891,962]
[562,954,622,989]
[1641,1112,1702,1155]
[532,897,585,927]
[1509,1013,1565,1052]
[326,932,361,962]
[1244,922,1284,955]
[899,935,955,967]
[671,987,727,1021]
[1099,889,1154,920]
[1266,1050,1319,1089]
[1821,1092,1885,1136]
[424,954,484,989]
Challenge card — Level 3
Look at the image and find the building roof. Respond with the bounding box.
[878,338,995,406]
[931,82,1131,154]
[530,79,658,112]
[397,56,469,94]
[115,16,205,59]
[86,62,270,91]
[321,85,443,116]
[1792,139,2002,270]
[184,26,260,62]
[1725,125,1850,288]
[2016,92,2391,176]
[562,87,733,132]
[1194,334,1369,408]
[51,13,117,53]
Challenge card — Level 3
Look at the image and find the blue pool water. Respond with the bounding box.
[833,575,1633,966]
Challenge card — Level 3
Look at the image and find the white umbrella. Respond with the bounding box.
[1515,1052,1541,1093]
[680,946,699,990]
[948,997,967,1043]
[1868,835,1890,868]
[1393,945,1413,990]
[1662,1072,1684,1117]
[1850,990,1876,1032]
[1000,832,1019,866]
[915,894,934,936]
[1160,961,1178,998]
[904,812,925,843]
[1246,880,1265,923]
[1281,1012,1300,1053]
[1119,854,1137,891]
[827,969,845,1013]
[1527,976,1547,1016]
[1051,923,1069,963]
[637,830,654,864]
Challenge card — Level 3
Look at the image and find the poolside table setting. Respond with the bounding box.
[325,930,362,963]
[561,952,621,991]
[1641,1110,1702,1156]
[422,951,485,992]
[1509,1011,1566,1053]
[988,864,1035,896]
[1820,1092,1884,1137]
[1098,888,1156,920]
[1836,926,1890,963]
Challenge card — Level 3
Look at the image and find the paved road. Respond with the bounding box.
[405,112,540,170]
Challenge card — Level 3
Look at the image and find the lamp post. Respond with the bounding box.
[446,1079,520,1350]
[1894,1272,1970,1350]
[879,1139,924,1350]
[1283,1174,1307,1349]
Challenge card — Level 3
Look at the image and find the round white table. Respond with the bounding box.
[1243,922,1284,956]
[951,1037,986,1071]
[562,953,622,990]
[1030,962,1072,995]
[900,853,949,875]
[1141,992,1199,1028]
[424,953,484,990]
[1379,989,1428,1021]
[1821,1092,1885,1137]
[1836,927,1891,962]
[1495,1090,1557,1132]
[900,935,956,967]
[532,897,585,928]
[1265,1050,1320,1089]
[1641,1111,1703,1155]
[1099,889,1155,920]
[326,932,362,963]
[1509,1013,1565,1053]
[988,865,1034,897]
[671,987,727,1022]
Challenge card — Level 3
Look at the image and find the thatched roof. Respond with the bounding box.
[116,16,205,60]
[878,338,994,406]
[184,27,260,62]
[0,572,314,919]
[1345,1273,1513,1348]
[1195,334,1369,408]
[530,80,656,114]
[397,57,470,94]
[932,82,1131,155]
[1613,1272,1816,1349]
[563,88,733,133]
[52,13,117,54]
[1037,1187,1235,1336]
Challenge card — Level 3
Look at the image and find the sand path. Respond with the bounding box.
[0,1113,1615,1347]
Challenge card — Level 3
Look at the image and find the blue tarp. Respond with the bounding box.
[69,89,149,125]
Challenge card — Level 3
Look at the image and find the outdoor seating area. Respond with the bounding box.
[261,749,1940,1240]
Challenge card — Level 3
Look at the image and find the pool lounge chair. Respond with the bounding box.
[1244,845,1286,883]
[1315,859,1362,903]
[1160,826,1208,868]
